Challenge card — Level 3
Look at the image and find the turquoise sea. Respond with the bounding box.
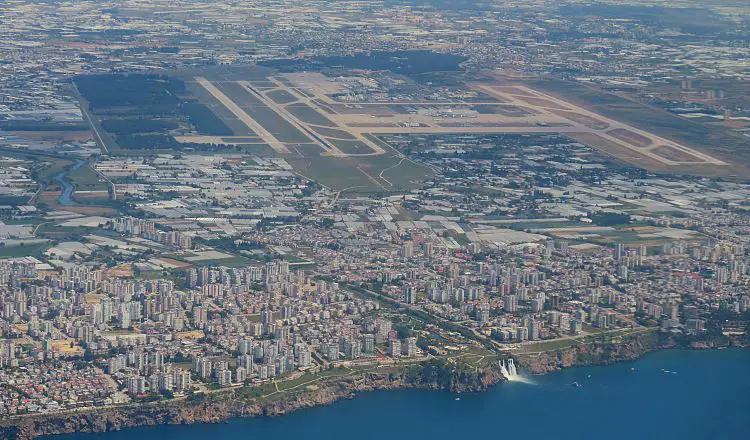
[48,349,750,440]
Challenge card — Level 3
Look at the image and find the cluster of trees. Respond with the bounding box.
[196,237,265,252]
[101,118,178,134]
[181,102,233,135]
[115,134,182,150]
[589,212,631,226]
[115,134,230,152]
[77,73,242,151]
[76,74,185,110]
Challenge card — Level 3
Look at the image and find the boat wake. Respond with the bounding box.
[499,359,535,384]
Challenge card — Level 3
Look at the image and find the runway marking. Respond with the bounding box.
[194,77,290,154]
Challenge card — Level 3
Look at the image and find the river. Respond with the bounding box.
[52,159,85,206]
[45,349,750,440]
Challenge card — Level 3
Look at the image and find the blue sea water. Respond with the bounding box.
[48,349,750,440]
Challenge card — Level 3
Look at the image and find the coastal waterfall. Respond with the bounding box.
[499,359,533,383]
[499,359,518,379]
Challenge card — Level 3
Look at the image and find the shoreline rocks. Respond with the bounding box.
[0,359,505,440]
[3,333,747,440]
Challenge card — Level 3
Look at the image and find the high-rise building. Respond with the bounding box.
[118,304,131,329]
[375,318,392,344]
[570,319,581,334]
[515,326,528,341]
[403,337,417,357]
[175,370,191,391]
[527,320,540,341]
[423,242,433,258]
[126,376,146,395]
[389,339,402,358]
[235,367,247,384]
[261,309,273,325]
[0,340,15,367]
[217,369,232,387]
[342,338,360,359]
[196,358,212,379]
[361,334,375,353]
[404,285,417,304]
[239,354,254,373]
[296,344,312,367]
[615,243,625,260]
[475,303,490,324]
[238,338,253,355]
[531,298,543,313]
[401,241,414,259]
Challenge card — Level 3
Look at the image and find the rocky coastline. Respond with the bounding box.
[516,329,749,374]
[0,358,505,440]
[516,330,665,374]
[2,332,747,440]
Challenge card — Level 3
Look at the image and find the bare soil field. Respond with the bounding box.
[40,188,116,215]
[104,264,134,277]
